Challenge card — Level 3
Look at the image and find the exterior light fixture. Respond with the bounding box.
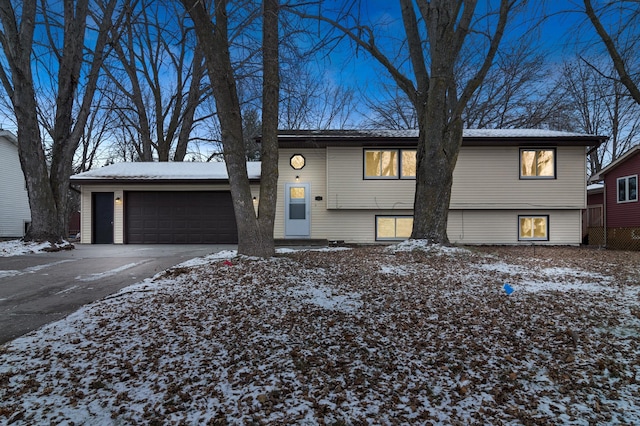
[115,197,122,204]
[295,175,300,182]
[290,154,305,170]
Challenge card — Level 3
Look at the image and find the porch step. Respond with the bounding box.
[275,238,329,247]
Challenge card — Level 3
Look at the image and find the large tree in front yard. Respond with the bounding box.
[0,0,120,242]
[181,0,280,257]
[297,0,516,243]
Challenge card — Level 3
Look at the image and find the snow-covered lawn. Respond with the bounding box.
[0,239,73,257]
[1,243,639,424]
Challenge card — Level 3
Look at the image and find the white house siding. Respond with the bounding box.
[0,135,31,238]
[80,184,259,244]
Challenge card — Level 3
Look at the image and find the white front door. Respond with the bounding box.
[285,183,310,238]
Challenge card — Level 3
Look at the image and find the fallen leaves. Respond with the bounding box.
[0,245,639,424]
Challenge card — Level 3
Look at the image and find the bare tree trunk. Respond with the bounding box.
[0,1,58,241]
[412,79,464,243]
[183,0,279,257]
[0,0,118,242]
[294,0,512,244]
[255,0,279,256]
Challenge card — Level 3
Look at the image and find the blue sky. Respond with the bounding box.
[310,1,597,122]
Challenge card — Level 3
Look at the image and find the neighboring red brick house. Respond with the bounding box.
[591,145,640,250]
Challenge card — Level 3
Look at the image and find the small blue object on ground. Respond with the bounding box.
[503,283,514,295]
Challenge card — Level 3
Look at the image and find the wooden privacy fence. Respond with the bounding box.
[583,205,603,245]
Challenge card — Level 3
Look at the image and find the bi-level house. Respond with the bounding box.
[71,129,604,245]
[0,130,31,238]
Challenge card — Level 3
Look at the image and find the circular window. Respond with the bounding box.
[290,154,305,170]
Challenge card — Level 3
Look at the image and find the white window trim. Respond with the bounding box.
[518,215,549,241]
[616,174,638,203]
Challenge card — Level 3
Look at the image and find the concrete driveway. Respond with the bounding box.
[0,244,233,344]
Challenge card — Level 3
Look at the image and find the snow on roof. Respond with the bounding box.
[0,129,18,146]
[71,161,262,181]
[276,128,603,139]
[587,183,604,192]
[462,128,599,138]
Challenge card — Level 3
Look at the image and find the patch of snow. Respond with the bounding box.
[287,282,362,313]
[0,259,76,278]
[176,250,238,267]
[75,261,149,282]
[386,239,470,255]
[379,265,411,276]
[463,128,598,138]
[282,129,600,139]
[276,247,351,254]
[0,240,72,257]
[1,246,639,425]
[476,262,616,293]
[587,183,604,191]
[71,161,261,181]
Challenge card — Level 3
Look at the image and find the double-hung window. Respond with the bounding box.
[520,149,555,179]
[364,149,416,179]
[617,175,638,203]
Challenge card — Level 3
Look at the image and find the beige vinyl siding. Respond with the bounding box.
[326,147,415,210]
[0,137,31,237]
[447,210,582,245]
[275,208,582,245]
[451,146,587,209]
[277,208,413,243]
[276,149,327,239]
[279,145,586,244]
[80,183,259,244]
[325,145,587,210]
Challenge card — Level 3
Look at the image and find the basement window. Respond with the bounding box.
[518,215,549,241]
[376,216,413,240]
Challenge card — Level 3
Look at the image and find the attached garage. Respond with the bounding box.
[125,191,237,244]
[70,162,261,244]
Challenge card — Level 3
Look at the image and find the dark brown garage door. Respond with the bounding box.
[125,191,237,244]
